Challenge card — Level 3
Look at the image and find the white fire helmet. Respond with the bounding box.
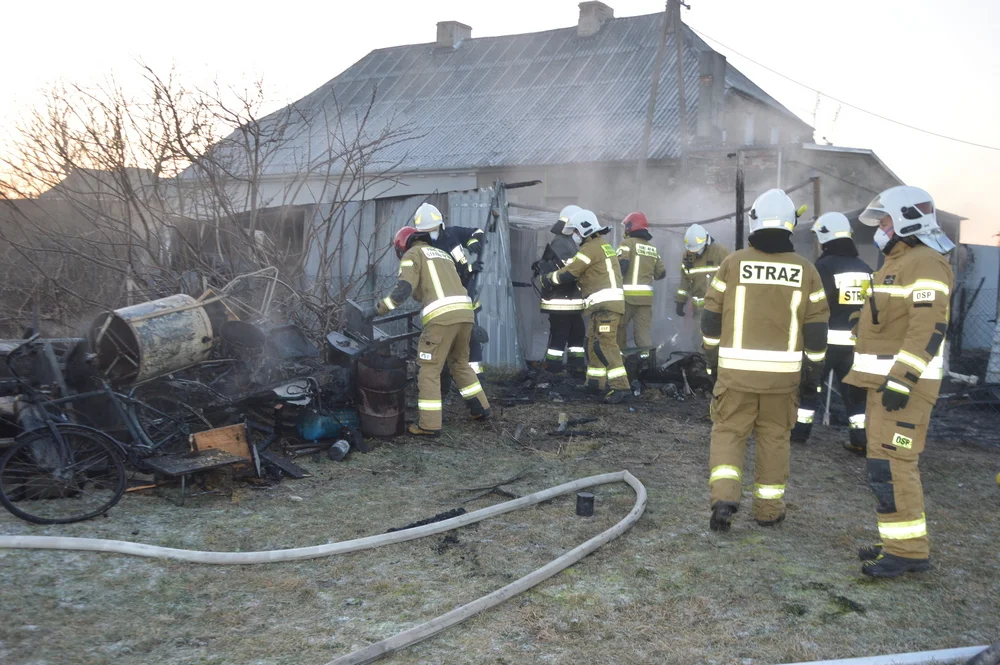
[684,224,710,254]
[811,212,853,245]
[412,202,444,232]
[558,205,582,223]
[562,209,602,239]
[859,185,954,254]
[748,189,799,236]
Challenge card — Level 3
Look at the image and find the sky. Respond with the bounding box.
[4,0,999,244]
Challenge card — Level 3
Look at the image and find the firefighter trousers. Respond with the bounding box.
[792,344,868,447]
[617,303,653,357]
[690,306,704,353]
[468,310,484,375]
[544,312,586,372]
[865,390,932,559]
[417,322,489,432]
[709,387,797,521]
[585,310,630,391]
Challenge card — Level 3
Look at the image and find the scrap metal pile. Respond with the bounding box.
[0,283,419,524]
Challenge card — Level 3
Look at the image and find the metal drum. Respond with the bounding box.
[357,354,407,437]
[89,294,213,385]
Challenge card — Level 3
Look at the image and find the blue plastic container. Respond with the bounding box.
[297,408,360,441]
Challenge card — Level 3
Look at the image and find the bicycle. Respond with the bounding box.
[0,337,196,524]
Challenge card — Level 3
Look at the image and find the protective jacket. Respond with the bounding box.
[677,242,729,308]
[548,234,625,314]
[431,226,485,290]
[844,241,952,405]
[703,247,829,393]
[376,240,474,326]
[618,229,666,305]
[815,241,873,347]
[534,235,585,313]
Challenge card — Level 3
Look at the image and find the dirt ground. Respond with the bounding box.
[1,378,998,665]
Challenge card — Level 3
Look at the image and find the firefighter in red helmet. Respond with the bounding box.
[616,212,666,360]
[368,225,491,436]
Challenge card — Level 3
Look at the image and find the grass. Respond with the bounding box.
[0,382,998,665]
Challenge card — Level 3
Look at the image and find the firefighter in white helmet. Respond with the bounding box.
[791,212,873,454]
[413,202,489,378]
[542,209,631,403]
[677,223,730,350]
[703,189,829,532]
[844,186,954,578]
[532,205,587,375]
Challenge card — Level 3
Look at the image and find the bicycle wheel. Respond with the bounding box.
[129,395,213,455]
[0,427,127,524]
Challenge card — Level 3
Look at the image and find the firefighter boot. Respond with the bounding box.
[755,513,786,527]
[710,501,738,533]
[408,423,441,438]
[844,428,867,456]
[604,389,632,405]
[470,403,493,422]
[858,543,883,561]
[862,552,932,579]
[790,421,811,444]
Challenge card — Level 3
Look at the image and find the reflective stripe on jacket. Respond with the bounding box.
[677,242,729,307]
[618,235,666,305]
[844,242,953,404]
[703,248,829,393]
[378,241,474,326]
[548,235,625,314]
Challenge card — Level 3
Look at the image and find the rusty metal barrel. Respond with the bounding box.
[89,294,213,386]
[357,354,407,437]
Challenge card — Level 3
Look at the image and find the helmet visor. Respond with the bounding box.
[859,206,890,227]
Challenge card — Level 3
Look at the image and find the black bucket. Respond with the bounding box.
[357,354,407,437]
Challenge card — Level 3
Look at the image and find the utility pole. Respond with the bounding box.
[735,150,746,249]
[673,0,688,173]
[811,176,821,221]
[635,1,671,209]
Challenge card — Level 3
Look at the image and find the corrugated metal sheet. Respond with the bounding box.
[199,14,808,179]
[447,186,524,368]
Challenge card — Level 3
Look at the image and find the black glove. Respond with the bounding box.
[878,379,910,412]
[675,302,686,317]
[470,260,484,274]
[530,261,541,276]
[683,255,695,269]
[541,273,554,289]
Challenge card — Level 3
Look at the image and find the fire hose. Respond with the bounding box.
[0,471,647,665]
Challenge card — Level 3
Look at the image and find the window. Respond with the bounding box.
[770,126,780,145]
[743,113,755,146]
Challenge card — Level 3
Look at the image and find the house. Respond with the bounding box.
[182,2,961,363]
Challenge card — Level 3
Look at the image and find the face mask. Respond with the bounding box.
[430,229,440,241]
[873,227,893,252]
[572,232,583,246]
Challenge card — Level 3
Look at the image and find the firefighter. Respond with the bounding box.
[791,212,873,454]
[413,202,489,376]
[844,186,954,578]
[616,211,667,359]
[371,225,491,436]
[532,205,587,375]
[542,209,631,404]
[703,189,829,532]
[677,224,730,350]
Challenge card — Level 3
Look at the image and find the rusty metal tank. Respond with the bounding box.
[357,353,407,437]
[89,294,213,385]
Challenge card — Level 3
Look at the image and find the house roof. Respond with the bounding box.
[800,143,904,186]
[38,167,160,200]
[209,12,810,178]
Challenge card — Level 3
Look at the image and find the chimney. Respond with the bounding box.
[436,21,471,49]
[577,1,614,37]
[695,50,727,142]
